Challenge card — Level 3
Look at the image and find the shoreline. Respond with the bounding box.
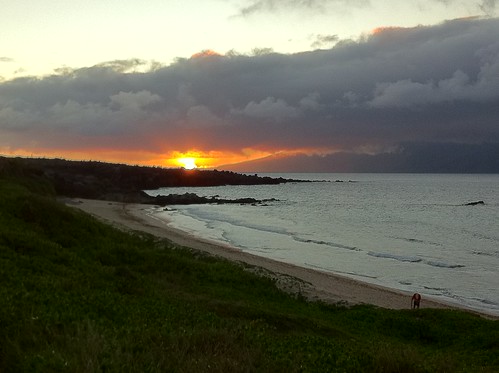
[68,198,497,319]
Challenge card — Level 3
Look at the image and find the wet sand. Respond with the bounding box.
[68,199,495,318]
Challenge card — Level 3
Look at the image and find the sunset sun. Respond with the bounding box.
[177,157,197,170]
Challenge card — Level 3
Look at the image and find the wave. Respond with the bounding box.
[472,250,499,258]
[423,286,448,291]
[425,260,465,269]
[368,251,422,263]
[402,237,425,244]
[471,298,499,306]
[305,264,378,279]
[182,206,290,236]
[293,236,359,251]
[422,287,458,301]
[471,232,499,243]
[368,251,465,268]
[390,235,442,247]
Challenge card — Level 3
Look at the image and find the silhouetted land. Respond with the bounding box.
[0,156,305,204]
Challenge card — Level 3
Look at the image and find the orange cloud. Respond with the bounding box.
[371,26,405,35]
[190,49,222,59]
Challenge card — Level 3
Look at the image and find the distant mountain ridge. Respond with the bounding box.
[221,143,499,173]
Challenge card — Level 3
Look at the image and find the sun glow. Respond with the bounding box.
[3,146,339,171]
[177,157,197,170]
[162,148,337,170]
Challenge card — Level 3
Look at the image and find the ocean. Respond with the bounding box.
[146,173,499,316]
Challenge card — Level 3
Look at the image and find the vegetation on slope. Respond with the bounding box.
[1,164,498,372]
[0,156,299,201]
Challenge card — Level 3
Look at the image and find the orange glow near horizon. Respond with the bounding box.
[163,150,257,169]
[162,147,339,169]
[2,146,339,170]
[1,147,260,169]
[0,147,170,167]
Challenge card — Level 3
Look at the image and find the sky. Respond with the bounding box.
[1,0,499,171]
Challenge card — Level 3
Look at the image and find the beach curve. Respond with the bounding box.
[68,198,496,318]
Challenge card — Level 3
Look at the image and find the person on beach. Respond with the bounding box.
[411,293,421,309]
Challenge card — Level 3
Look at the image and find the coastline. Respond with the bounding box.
[68,198,496,318]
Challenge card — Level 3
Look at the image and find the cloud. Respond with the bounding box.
[234,0,369,16]
[369,66,499,107]
[60,59,152,74]
[0,57,14,63]
[433,0,498,15]
[311,34,339,49]
[233,97,299,121]
[299,92,321,111]
[478,0,498,15]
[185,105,225,128]
[1,17,498,168]
[237,0,328,16]
[110,90,162,111]
[233,0,498,17]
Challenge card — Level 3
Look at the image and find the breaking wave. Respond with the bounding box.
[293,236,359,251]
[426,261,465,269]
[368,252,422,263]
[368,252,465,268]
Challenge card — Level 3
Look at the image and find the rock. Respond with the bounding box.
[141,192,278,206]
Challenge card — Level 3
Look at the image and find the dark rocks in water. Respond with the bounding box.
[464,200,484,206]
[139,191,278,206]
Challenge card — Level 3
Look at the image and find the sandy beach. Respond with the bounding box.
[68,199,494,317]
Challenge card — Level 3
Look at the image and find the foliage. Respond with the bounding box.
[1,176,498,372]
[0,156,298,201]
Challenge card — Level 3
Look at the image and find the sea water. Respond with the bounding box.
[146,174,499,316]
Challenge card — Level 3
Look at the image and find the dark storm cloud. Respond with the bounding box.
[1,17,498,161]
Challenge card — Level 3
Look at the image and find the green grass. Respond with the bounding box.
[1,176,498,372]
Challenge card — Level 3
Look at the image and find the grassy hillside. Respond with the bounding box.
[1,175,498,371]
[0,156,300,202]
